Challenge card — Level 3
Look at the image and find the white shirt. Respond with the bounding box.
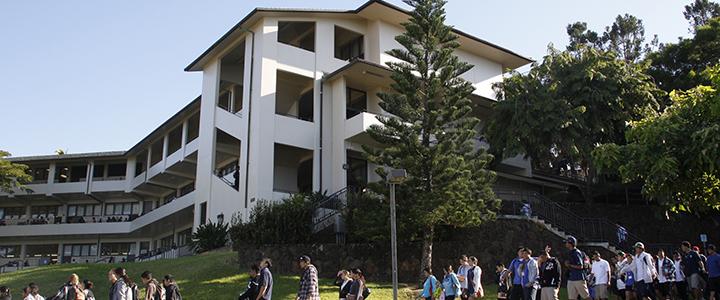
[457,264,470,289]
[674,259,686,282]
[633,252,657,283]
[591,258,611,285]
[658,258,668,283]
[24,295,45,300]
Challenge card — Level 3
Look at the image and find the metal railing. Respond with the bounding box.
[496,190,660,251]
[312,187,352,228]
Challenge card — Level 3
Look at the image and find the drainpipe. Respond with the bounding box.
[319,76,324,192]
[243,28,255,210]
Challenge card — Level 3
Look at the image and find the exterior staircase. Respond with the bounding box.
[311,187,352,243]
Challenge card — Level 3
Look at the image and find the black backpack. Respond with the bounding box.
[362,287,371,299]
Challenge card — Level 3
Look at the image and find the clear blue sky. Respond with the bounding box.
[0,0,691,157]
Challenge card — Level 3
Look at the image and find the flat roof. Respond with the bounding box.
[185,0,533,72]
[8,151,126,163]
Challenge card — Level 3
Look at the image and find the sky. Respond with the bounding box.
[0,0,692,157]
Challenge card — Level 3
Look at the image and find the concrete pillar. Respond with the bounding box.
[330,76,348,193]
[47,163,56,195]
[60,204,68,223]
[25,205,31,219]
[162,135,169,168]
[181,120,188,154]
[57,243,64,263]
[125,156,136,192]
[87,161,94,193]
[20,244,27,259]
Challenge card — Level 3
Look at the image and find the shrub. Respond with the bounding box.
[229,193,317,246]
[188,221,229,253]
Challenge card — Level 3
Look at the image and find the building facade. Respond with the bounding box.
[0,0,557,268]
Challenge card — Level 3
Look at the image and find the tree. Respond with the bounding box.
[647,18,720,94]
[487,46,662,200]
[684,0,720,32]
[593,66,720,212]
[0,150,32,194]
[567,14,653,63]
[364,0,499,276]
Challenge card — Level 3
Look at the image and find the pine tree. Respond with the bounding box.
[363,0,499,276]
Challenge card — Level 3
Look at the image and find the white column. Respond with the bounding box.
[125,157,136,192]
[47,163,56,195]
[330,76,348,193]
[181,120,189,156]
[162,135,169,168]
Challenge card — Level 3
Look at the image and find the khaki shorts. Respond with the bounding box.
[568,280,590,300]
[540,287,559,300]
[688,273,706,290]
[594,284,609,299]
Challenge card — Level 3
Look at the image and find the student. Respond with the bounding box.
[538,251,561,300]
[706,245,720,300]
[347,268,366,300]
[681,241,705,300]
[54,274,85,300]
[0,286,10,300]
[296,255,319,300]
[256,258,273,300]
[421,267,439,300]
[591,252,611,300]
[467,256,483,300]
[615,252,629,300]
[163,275,182,300]
[83,280,95,300]
[27,283,43,300]
[239,265,260,300]
[108,268,132,300]
[519,248,538,300]
[442,265,461,300]
[335,270,353,300]
[655,250,676,300]
[620,254,637,300]
[140,271,164,300]
[673,251,688,300]
[457,255,471,298]
[564,236,591,300]
[506,247,527,300]
[631,242,657,300]
[497,264,511,300]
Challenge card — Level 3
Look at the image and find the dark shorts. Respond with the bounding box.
[709,277,720,292]
[658,282,673,296]
[635,280,653,298]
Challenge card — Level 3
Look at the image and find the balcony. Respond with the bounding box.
[274,114,315,150]
[345,112,382,142]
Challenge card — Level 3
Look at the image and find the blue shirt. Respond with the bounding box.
[707,253,720,278]
[568,249,585,281]
[421,275,438,298]
[509,258,525,285]
[442,272,461,296]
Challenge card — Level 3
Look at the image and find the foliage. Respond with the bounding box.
[363,0,499,273]
[229,193,316,245]
[647,17,720,94]
[487,46,662,184]
[566,14,656,63]
[684,0,720,32]
[188,221,229,253]
[593,66,720,213]
[0,251,415,300]
[0,150,32,194]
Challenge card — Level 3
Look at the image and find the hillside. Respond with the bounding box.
[0,250,413,300]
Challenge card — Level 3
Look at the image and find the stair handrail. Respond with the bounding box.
[312,186,358,227]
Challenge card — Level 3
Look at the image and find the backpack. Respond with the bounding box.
[129,283,139,300]
[362,287,371,299]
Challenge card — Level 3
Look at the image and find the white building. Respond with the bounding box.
[0,0,560,268]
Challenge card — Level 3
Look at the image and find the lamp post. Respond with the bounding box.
[388,169,407,300]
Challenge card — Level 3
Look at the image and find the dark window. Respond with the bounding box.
[200,202,207,225]
[186,113,200,143]
[278,22,315,52]
[218,91,231,111]
[55,166,69,183]
[31,206,59,218]
[0,245,20,258]
[335,26,364,61]
[298,90,314,122]
[135,151,147,177]
[26,244,58,257]
[346,88,367,119]
[70,165,87,182]
[150,140,163,166]
[27,166,49,183]
[232,85,243,113]
[93,165,105,179]
[347,150,368,188]
[177,228,192,246]
[0,207,25,219]
[107,163,126,178]
[101,243,132,256]
[167,126,183,155]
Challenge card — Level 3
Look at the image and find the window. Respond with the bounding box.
[335,26,364,60]
[26,244,57,257]
[101,243,132,256]
[70,165,87,182]
[278,21,315,52]
[346,88,367,119]
[93,165,105,179]
[275,70,314,122]
[160,235,174,249]
[200,202,207,225]
[104,203,138,216]
[218,91,231,111]
[67,204,101,217]
[177,228,192,246]
[1,207,25,219]
[107,163,126,178]
[64,244,97,257]
[27,166,49,183]
[0,245,20,258]
[142,201,154,214]
[347,150,368,188]
[135,151,147,177]
[186,113,200,143]
[54,165,87,182]
[167,126,183,156]
[150,140,163,166]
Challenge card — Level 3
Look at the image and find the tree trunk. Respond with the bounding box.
[420,225,434,279]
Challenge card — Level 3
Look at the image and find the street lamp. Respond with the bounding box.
[388,168,407,300]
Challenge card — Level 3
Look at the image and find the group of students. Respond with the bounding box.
[0,269,182,300]
[419,255,484,300]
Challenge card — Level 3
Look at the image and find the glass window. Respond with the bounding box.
[90,244,98,256]
[70,165,87,182]
[105,205,113,216]
[93,164,105,179]
[346,88,367,119]
[113,204,122,215]
[94,205,102,216]
[167,127,183,156]
[150,140,163,166]
[77,206,85,216]
[278,21,316,52]
[107,163,126,178]
[218,91,231,111]
[122,204,132,215]
[68,206,77,217]
[335,26,364,61]
[135,151,147,177]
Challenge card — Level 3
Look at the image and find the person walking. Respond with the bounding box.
[296,255,319,300]
[163,275,182,300]
[82,280,95,300]
[591,251,611,300]
[674,251,689,300]
[54,274,85,300]
[239,265,261,300]
[335,270,353,300]
[655,250,676,300]
[140,271,164,300]
[565,236,591,300]
[631,242,657,300]
[538,250,561,300]
[109,268,132,300]
[682,241,706,300]
[457,255,471,299]
[497,264,512,300]
[442,265,461,300]
[256,258,273,300]
[706,245,720,300]
[507,247,528,300]
[468,256,484,300]
[347,268,366,300]
[519,248,539,300]
[421,267,439,300]
[26,283,43,300]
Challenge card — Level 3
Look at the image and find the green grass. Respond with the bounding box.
[0,250,414,300]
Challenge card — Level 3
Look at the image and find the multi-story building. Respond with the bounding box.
[0,0,562,268]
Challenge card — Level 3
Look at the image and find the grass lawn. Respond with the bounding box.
[0,250,414,300]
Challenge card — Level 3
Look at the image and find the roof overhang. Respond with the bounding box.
[323,58,393,89]
[185,0,533,72]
